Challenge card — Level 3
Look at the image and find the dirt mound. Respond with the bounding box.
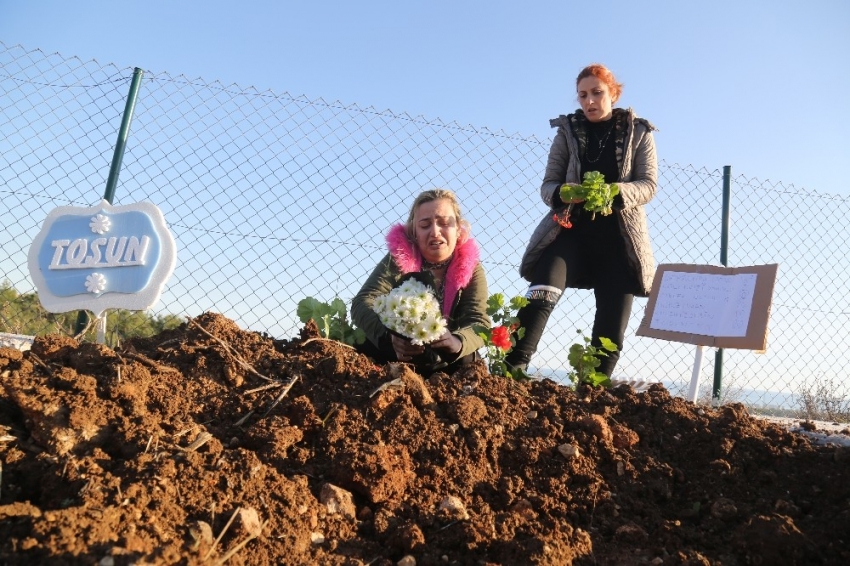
[1,312,848,565]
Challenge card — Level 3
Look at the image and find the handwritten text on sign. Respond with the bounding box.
[649,271,757,337]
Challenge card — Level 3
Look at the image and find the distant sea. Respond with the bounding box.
[532,368,798,414]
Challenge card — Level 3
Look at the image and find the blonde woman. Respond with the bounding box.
[352,189,490,375]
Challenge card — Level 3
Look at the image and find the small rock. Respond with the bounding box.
[320,483,357,520]
[557,443,580,459]
[397,556,416,566]
[439,495,470,520]
[188,520,214,549]
[310,532,325,544]
[526,410,538,419]
[236,507,262,537]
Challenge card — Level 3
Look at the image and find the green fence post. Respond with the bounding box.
[74,67,145,336]
[712,165,732,403]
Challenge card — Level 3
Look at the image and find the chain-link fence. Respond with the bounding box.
[2,42,848,415]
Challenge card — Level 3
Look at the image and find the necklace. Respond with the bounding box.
[586,122,615,163]
[422,255,453,271]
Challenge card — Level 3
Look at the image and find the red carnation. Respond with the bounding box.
[491,325,512,351]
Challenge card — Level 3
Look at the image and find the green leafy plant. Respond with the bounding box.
[567,330,617,387]
[553,171,620,228]
[297,297,365,345]
[474,293,529,380]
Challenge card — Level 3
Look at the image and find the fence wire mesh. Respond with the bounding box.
[2,42,848,415]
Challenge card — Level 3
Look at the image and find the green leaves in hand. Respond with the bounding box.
[559,171,620,219]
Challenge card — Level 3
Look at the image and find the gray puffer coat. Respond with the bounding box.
[519,107,658,296]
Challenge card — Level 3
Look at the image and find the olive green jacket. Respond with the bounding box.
[352,224,490,362]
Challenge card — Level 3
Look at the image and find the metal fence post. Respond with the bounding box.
[74,67,145,335]
[712,165,732,403]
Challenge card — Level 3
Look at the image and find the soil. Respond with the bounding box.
[1,312,848,566]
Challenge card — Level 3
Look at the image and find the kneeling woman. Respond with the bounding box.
[352,189,490,375]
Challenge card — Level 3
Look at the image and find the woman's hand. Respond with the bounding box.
[428,330,462,355]
[560,183,586,204]
[391,333,425,362]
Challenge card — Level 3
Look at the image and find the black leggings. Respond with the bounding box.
[516,218,635,376]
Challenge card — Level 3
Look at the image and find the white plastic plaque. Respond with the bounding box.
[28,200,177,318]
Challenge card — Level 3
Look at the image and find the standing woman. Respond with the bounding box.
[352,189,490,375]
[506,63,658,377]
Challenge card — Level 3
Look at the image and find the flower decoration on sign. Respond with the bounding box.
[89,213,111,234]
[372,279,447,345]
[85,273,107,294]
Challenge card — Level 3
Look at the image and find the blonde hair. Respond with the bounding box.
[404,189,471,244]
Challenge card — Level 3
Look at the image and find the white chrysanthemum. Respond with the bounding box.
[426,316,446,335]
[372,279,447,344]
[407,303,423,321]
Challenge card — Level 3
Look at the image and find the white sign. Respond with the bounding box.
[649,271,757,337]
[28,200,176,318]
[637,263,778,350]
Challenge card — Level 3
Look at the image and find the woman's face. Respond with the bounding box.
[414,198,459,264]
[577,76,615,122]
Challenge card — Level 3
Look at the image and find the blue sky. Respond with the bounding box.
[2,0,849,195]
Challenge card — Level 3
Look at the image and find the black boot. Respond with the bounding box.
[592,337,621,378]
[505,297,558,372]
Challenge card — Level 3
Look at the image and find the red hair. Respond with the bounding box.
[576,63,623,102]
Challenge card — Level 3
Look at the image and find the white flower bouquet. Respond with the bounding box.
[372,279,448,345]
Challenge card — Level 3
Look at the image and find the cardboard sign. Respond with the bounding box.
[28,200,176,318]
[637,263,778,350]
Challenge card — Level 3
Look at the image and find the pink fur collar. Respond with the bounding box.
[385,224,480,317]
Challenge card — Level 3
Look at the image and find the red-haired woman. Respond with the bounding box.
[506,63,658,377]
